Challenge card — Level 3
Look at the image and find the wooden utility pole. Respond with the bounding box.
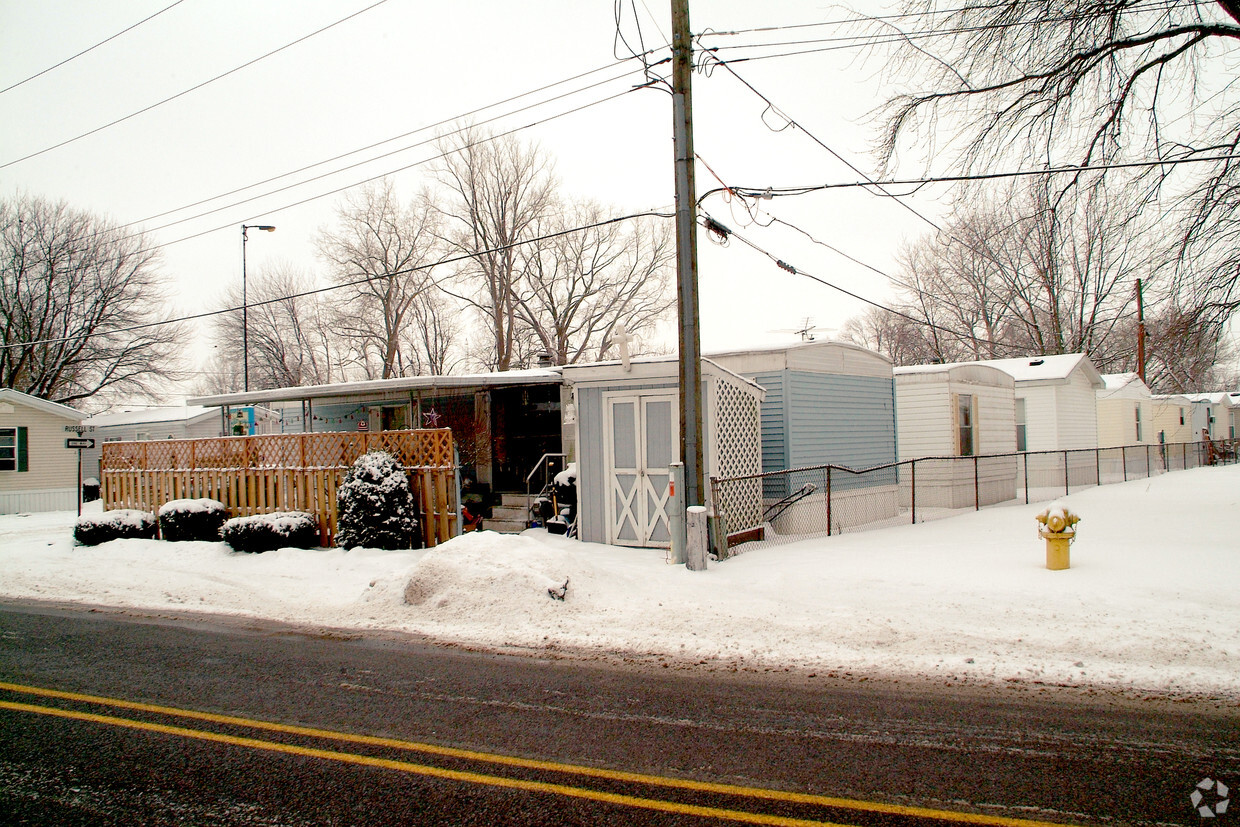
[671,0,705,509]
[1136,279,1146,383]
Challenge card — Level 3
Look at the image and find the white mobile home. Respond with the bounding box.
[973,354,1104,451]
[1183,393,1232,440]
[0,389,84,514]
[1096,373,1155,448]
[893,363,1017,508]
[562,357,764,549]
[1149,394,1194,446]
[82,405,229,480]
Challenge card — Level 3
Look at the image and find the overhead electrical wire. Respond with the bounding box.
[3,209,675,352]
[0,0,188,96]
[0,0,392,171]
[111,54,661,235]
[115,62,658,243]
[117,81,653,258]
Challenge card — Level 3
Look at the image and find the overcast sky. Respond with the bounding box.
[1,0,957,397]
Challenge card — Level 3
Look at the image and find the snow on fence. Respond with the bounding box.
[101,429,457,547]
[711,439,1237,558]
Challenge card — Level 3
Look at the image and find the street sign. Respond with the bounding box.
[66,438,95,449]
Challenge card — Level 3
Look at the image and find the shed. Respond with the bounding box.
[708,340,899,528]
[1096,373,1155,448]
[972,354,1104,451]
[893,363,1017,508]
[561,357,764,548]
[0,388,84,514]
[81,405,231,480]
[1149,394,1193,446]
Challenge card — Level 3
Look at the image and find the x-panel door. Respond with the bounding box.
[606,393,677,547]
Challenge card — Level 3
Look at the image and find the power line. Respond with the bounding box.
[117,82,651,258]
[2,210,674,351]
[0,0,391,171]
[115,63,654,243]
[0,0,188,96]
[111,55,657,235]
[697,152,1240,203]
[700,212,1024,355]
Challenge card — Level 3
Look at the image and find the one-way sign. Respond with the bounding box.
[66,438,95,449]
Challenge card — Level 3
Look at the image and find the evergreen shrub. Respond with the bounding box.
[158,498,228,542]
[74,510,157,546]
[335,450,420,550]
[221,511,319,553]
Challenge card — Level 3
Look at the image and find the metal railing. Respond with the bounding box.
[710,439,1237,558]
[525,452,568,527]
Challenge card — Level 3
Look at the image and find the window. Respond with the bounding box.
[957,394,975,456]
[1015,398,1027,452]
[0,427,26,472]
[1135,405,1143,442]
[1179,408,1185,426]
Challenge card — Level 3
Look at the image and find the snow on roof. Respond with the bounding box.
[1100,372,1142,391]
[1181,392,1233,405]
[705,338,885,361]
[967,353,1103,385]
[85,405,220,427]
[0,388,83,421]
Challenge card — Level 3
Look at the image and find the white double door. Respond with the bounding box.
[605,392,677,547]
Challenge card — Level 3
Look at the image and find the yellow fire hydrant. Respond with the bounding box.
[1035,504,1080,571]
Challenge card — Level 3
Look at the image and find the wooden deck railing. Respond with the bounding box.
[101,429,458,547]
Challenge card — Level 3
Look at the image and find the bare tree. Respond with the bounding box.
[873,0,1240,326]
[850,180,1169,369]
[318,180,448,379]
[431,127,557,371]
[514,202,676,365]
[0,194,183,405]
[208,264,340,392]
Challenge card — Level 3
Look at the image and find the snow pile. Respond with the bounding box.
[157,498,225,517]
[2,464,1238,700]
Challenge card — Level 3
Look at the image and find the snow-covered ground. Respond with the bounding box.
[2,464,1238,703]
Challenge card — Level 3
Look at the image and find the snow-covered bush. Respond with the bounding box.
[74,509,157,546]
[158,498,228,542]
[335,450,420,550]
[221,511,319,553]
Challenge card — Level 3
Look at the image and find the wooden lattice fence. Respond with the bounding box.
[101,429,458,547]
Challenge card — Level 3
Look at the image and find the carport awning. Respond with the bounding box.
[188,368,564,407]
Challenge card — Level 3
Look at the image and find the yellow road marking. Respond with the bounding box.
[0,681,1077,827]
[0,699,845,827]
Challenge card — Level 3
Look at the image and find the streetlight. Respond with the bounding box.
[241,224,276,392]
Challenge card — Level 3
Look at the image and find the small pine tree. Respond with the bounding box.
[335,450,419,549]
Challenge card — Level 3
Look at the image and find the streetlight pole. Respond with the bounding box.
[240,224,276,392]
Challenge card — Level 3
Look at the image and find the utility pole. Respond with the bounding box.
[671,0,705,509]
[1136,278,1146,383]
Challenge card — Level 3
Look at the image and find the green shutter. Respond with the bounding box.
[16,426,27,472]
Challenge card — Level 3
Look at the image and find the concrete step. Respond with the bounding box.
[483,502,529,534]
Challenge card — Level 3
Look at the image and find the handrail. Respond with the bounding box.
[525,452,567,528]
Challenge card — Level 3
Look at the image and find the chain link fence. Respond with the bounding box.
[710,439,1237,558]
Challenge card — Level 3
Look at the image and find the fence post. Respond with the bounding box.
[1146,444,1151,477]
[669,462,686,564]
[1095,448,1101,485]
[1022,452,1029,504]
[1122,446,1128,482]
[1064,451,1070,496]
[826,466,832,537]
[974,455,980,511]
[910,460,917,525]
[686,506,708,571]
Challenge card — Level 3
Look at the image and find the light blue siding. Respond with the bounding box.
[749,371,897,491]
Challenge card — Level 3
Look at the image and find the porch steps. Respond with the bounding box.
[482,494,530,534]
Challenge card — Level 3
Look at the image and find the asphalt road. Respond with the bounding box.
[0,601,1236,826]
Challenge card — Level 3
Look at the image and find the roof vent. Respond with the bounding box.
[1028,359,1045,366]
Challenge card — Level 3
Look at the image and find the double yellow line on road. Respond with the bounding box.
[0,681,1074,827]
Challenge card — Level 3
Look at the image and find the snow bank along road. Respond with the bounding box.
[1,604,1236,826]
[0,463,1237,703]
